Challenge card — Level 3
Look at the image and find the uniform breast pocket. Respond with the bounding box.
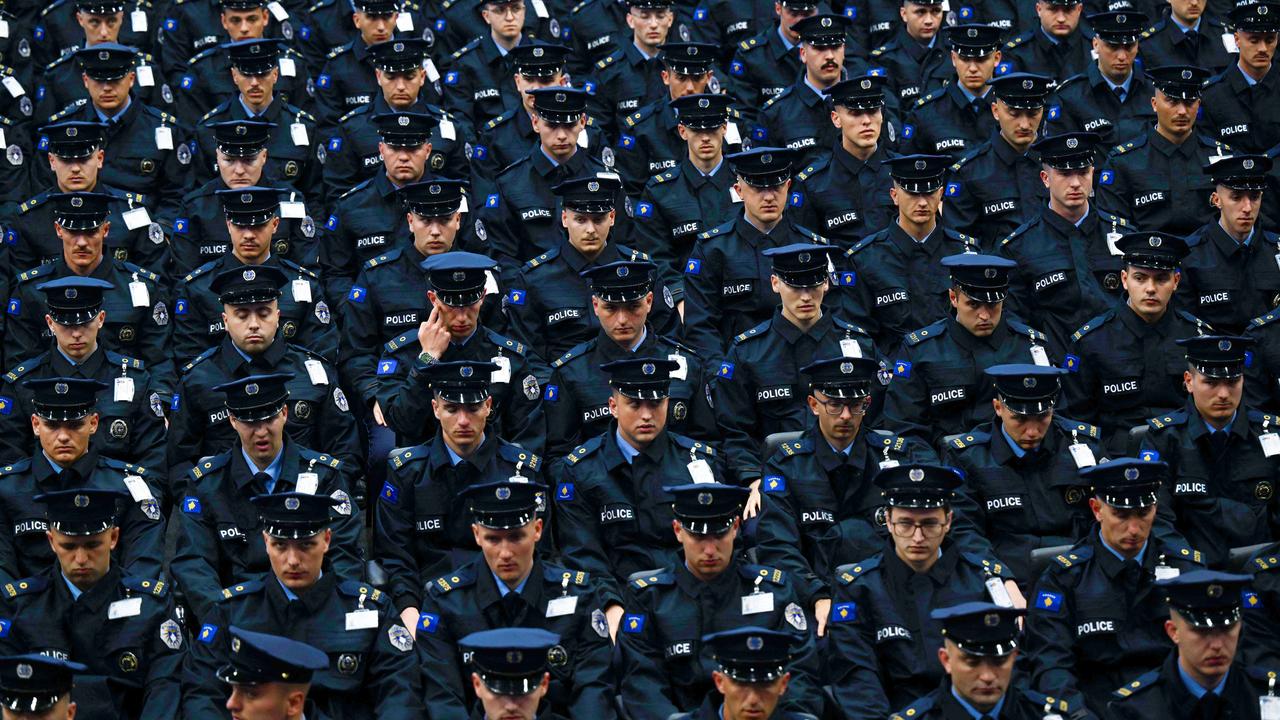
[599,503,639,544]
[755,384,798,418]
[117,154,159,177]
[798,505,835,529]
[1189,270,1236,310]
[1073,597,1122,650]
[1132,183,1171,214]
[99,413,134,444]
[287,394,322,426]
[1025,257,1078,302]
[922,366,974,408]
[1099,374,1142,402]
[318,635,372,690]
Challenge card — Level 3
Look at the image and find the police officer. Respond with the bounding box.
[631,93,738,278]
[438,0,561,65]
[188,39,319,196]
[34,0,157,69]
[320,110,436,301]
[181,492,426,720]
[881,253,1057,448]
[864,0,949,109]
[442,1,552,130]
[7,191,171,387]
[941,73,1052,246]
[1137,0,1232,73]
[176,120,319,277]
[544,260,712,458]
[0,277,166,473]
[1021,457,1205,716]
[415,480,616,720]
[1105,571,1276,720]
[170,369,364,623]
[900,24,1002,157]
[372,253,547,450]
[458,628,571,720]
[787,75,897,248]
[310,0,405,129]
[1063,232,1209,447]
[584,0,676,138]
[36,19,171,125]
[0,113,33,208]
[671,627,809,720]
[682,147,827,366]
[552,357,723,601]
[1198,2,1280,154]
[0,488,183,720]
[157,0,292,84]
[295,0,438,78]
[0,377,165,587]
[837,154,979,353]
[825,464,1019,720]
[321,38,468,201]
[725,1,818,117]
[216,627,330,720]
[0,654,86,720]
[171,187,335,364]
[999,131,1131,350]
[617,483,823,720]
[1179,155,1280,334]
[506,173,679,364]
[1000,0,1093,79]
[373,359,549,626]
[168,269,360,485]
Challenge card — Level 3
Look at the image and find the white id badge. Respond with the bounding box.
[345,610,379,630]
[424,59,441,83]
[483,269,498,295]
[1224,32,1239,54]
[1261,433,1280,457]
[1029,345,1050,367]
[0,19,9,38]
[129,281,149,307]
[840,338,863,358]
[154,126,173,150]
[292,278,314,303]
[577,130,589,148]
[741,592,775,615]
[687,458,715,484]
[1068,443,1097,468]
[530,0,549,17]
[109,597,143,619]
[879,459,900,469]
[1106,231,1123,255]
[396,11,414,31]
[304,358,329,385]
[668,353,688,380]
[730,186,742,203]
[295,472,320,495]
[1,76,22,97]
[290,122,309,146]
[985,576,1013,607]
[1274,252,1280,272]
[131,10,148,31]
[439,119,457,140]
[122,206,152,230]
[267,1,288,19]
[122,474,152,501]
[136,64,155,87]
[115,376,136,403]
[725,122,742,145]
[490,356,512,384]
[546,595,578,617]
[1154,564,1181,581]
[278,57,297,76]
[1261,696,1280,720]
[280,200,306,219]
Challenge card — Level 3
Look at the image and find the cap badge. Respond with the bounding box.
[429,184,441,194]
[460,366,474,378]
[698,97,709,108]
[860,78,872,89]
[65,289,78,299]
[1219,339,1232,351]
[747,635,764,650]
[1208,583,1223,598]
[762,153,773,164]
[697,492,713,505]
[74,494,89,507]
[1260,5,1269,14]
[236,124,247,135]
[1066,137,1079,149]
[98,50,110,60]
[909,468,925,482]
[451,271,466,282]
[1117,14,1126,22]
[1149,236,1162,247]
[507,650,523,663]
[250,44,261,54]
[532,47,544,57]
[245,383,260,396]
[1021,79,1034,89]
[55,382,68,395]
[840,361,854,373]
[16,664,32,680]
[66,127,78,137]
[1024,377,1037,388]
[393,42,404,51]
[555,92,566,103]
[1182,69,1193,80]
[588,181,600,192]
[398,116,410,126]
[688,45,700,55]
[241,193,253,204]
[243,269,256,281]
[616,265,629,277]
[914,160,926,170]
[984,612,1000,627]
[642,362,656,375]
[496,486,511,500]
[798,252,811,263]
[821,16,832,26]
[967,27,977,36]
[984,268,998,278]
[285,497,300,510]
[1245,159,1256,170]
[1124,467,1140,480]
[70,197,83,208]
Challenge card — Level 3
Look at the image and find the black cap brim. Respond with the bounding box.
[1,693,65,714]
[773,268,829,288]
[1213,177,1267,191]
[226,399,287,423]
[1042,155,1095,170]
[32,404,95,422]
[471,508,537,530]
[1173,605,1242,629]
[1096,32,1141,44]
[832,97,885,110]
[563,200,615,214]
[1096,487,1160,509]
[951,636,1020,657]
[534,111,583,125]
[884,490,951,508]
[55,216,109,231]
[48,519,115,536]
[611,382,670,400]
[217,143,268,158]
[592,285,651,303]
[737,171,792,188]
[811,381,871,399]
[997,96,1047,109]
[952,45,1000,58]
[893,177,945,194]
[224,210,278,227]
[996,395,1056,415]
[48,143,101,159]
[434,388,491,404]
[434,288,486,307]
[1189,362,1245,379]
[260,521,328,539]
[718,662,788,683]
[1124,254,1180,271]
[476,671,543,696]
[46,307,102,326]
[956,284,1008,303]
[674,514,737,535]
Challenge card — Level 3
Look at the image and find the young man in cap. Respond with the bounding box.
[506,172,679,361]
[825,464,1020,720]
[998,131,1132,349]
[1000,0,1093,78]
[174,119,319,277]
[900,24,1002,157]
[443,0,543,129]
[837,154,980,351]
[157,0,291,83]
[863,0,949,108]
[319,110,437,302]
[787,75,898,248]
[321,38,467,201]
[182,491,426,720]
[583,0,677,138]
[0,488,184,720]
[725,1,820,116]
[293,0,437,78]
[217,626,329,720]
[170,187,335,364]
[0,277,166,473]
[170,366,363,623]
[438,0,561,62]
[1062,232,1209,446]
[631,93,739,278]
[374,360,550,632]
[941,73,1052,245]
[371,252,547,451]
[457,628,569,720]
[618,483,823,720]
[415,480,615,720]
[310,0,409,129]
[1105,570,1273,719]
[0,376,165,586]
[1095,65,1225,236]
[0,654,86,720]
[1178,155,1280,334]
[1137,0,1233,72]
[1022,457,1204,716]
[881,253,1058,447]
[1198,2,1280,154]
[671,627,801,720]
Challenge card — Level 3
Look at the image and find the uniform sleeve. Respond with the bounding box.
[1022,568,1088,708]
[569,582,620,720]
[321,466,367,582]
[0,493,19,587]
[379,356,438,443]
[0,380,31,462]
[476,187,525,284]
[1060,338,1100,424]
[680,239,727,365]
[551,464,621,603]
[321,122,360,205]
[414,592,470,720]
[139,597,187,720]
[318,203,358,303]
[293,283,341,364]
[773,590,824,718]
[164,375,203,493]
[337,269,385,406]
[1095,157,1130,220]
[497,352,548,456]
[6,283,46,368]
[753,469,821,601]
[368,614,429,720]
[130,373,170,495]
[118,484,167,581]
[157,130,194,223]
[939,166,984,240]
[312,381,364,473]
[681,355,717,443]
[631,185,681,281]
[544,364,582,460]
[180,602,231,720]
[504,273,547,361]
[616,594,682,720]
[310,60,350,131]
[170,280,213,366]
[136,277,175,389]
[825,580,892,720]
[1241,567,1280,667]
[879,346,935,446]
[169,487,227,624]
[373,460,426,613]
[710,345,763,483]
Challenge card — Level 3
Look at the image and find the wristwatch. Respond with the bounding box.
[418,351,437,366]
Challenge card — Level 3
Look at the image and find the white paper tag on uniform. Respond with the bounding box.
[1029,345,1050,367]
[1090,47,1099,60]
[109,597,143,619]
[267,1,288,20]
[115,376,136,403]
[131,10,148,31]
[1261,696,1280,720]
[577,130,589,148]
[730,186,742,203]
[304,358,328,385]
[741,592,774,615]
[1068,443,1097,468]
[345,610,380,630]
[879,459,900,469]
[424,59,441,82]
[290,122,309,146]
[546,595,578,617]
[136,64,155,87]
[277,56,296,77]
[530,0,549,17]
[1223,32,1239,54]
[1208,154,1231,166]
[1260,433,1280,457]
[0,128,6,148]
[725,122,742,145]
[2,76,23,97]
[154,126,173,150]
[483,269,498,295]
[1105,231,1123,255]
[985,576,1013,607]
[1154,564,1181,581]
[122,474,152,501]
[291,277,314,303]
[129,281,150,307]
[1274,252,1280,272]
[0,19,9,38]
[396,11,414,31]
[687,458,715,484]
[439,119,456,140]
[668,353,688,380]
[123,206,152,230]
[296,472,320,495]
[840,338,862,358]
[280,200,306,219]
[491,355,512,384]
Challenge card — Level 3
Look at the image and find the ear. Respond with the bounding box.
[1164,618,1178,643]
[938,646,952,674]
[1088,496,1104,522]
[1184,369,1193,393]
[109,525,121,551]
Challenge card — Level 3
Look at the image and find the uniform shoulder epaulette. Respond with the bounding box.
[1070,308,1116,341]
[846,232,880,256]
[738,35,763,52]
[40,0,71,17]
[121,576,169,597]
[429,564,477,596]
[1146,407,1189,431]
[834,317,871,336]
[1174,310,1212,334]
[905,318,948,347]
[623,103,657,129]
[1250,308,1280,329]
[1023,690,1077,715]
[17,191,49,214]
[1095,209,1130,228]
[338,104,368,124]
[835,556,882,584]
[796,225,829,244]
[658,335,698,357]
[382,331,415,355]
[551,341,590,369]
[283,104,316,123]
[1198,134,1230,152]
[1052,415,1100,438]
[484,108,517,131]
[697,217,736,240]
[1050,544,1093,570]
[772,437,813,460]
[483,328,527,356]
[521,245,561,271]
[671,434,715,456]
[543,564,590,586]
[1166,542,1205,565]
[0,456,29,476]
[1110,134,1148,158]
[646,167,679,187]
[362,248,403,270]
[733,318,772,344]
[181,259,221,284]
[570,0,595,14]
[914,86,946,107]
[278,257,319,279]
[328,42,354,60]
[960,552,1007,576]
[15,263,53,284]
[337,580,387,604]
[629,568,675,589]
[497,442,541,472]
[949,429,991,449]
[101,457,150,476]
[1251,546,1280,573]
[595,48,624,70]
[297,447,341,469]
[2,353,49,383]
[198,102,231,124]
[218,579,265,600]
[388,443,430,470]
[739,564,786,585]
[1054,73,1086,92]
[448,38,480,63]
[188,46,219,65]
[188,452,231,481]
[999,217,1038,246]
[869,43,889,57]
[1112,669,1161,699]
[48,98,88,122]
[44,52,73,71]
[760,87,789,112]
[121,262,160,282]
[1,576,48,599]
[889,695,935,720]
[866,428,909,453]
[339,177,375,201]
[950,146,981,172]
[1006,319,1047,343]
[1139,17,1164,38]
[564,436,605,465]
[1004,32,1031,48]
[181,346,218,375]
[795,154,830,182]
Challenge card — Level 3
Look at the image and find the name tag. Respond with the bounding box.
[930,387,967,405]
[108,597,143,619]
[875,290,908,306]
[115,376,135,402]
[290,122,309,146]
[296,472,319,495]
[1069,443,1096,468]
[491,356,512,384]
[741,592,774,615]
[687,459,715,484]
[840,338,862,358]
[122,474,153,502]
[129,281,150,308]
[122,206,152,230]
[546,595,578,618]
[1030,345,1050,367]
[983,200,1017,216]
[1035,271,1067,292]
[154,126,173,150]
[131,9,148,31]
[345,610,379,630]
[757,385,793,402]
[304,358,328,385]
[1261,433,1280,457]
[292,278,313,303]
[1077,619,1116,635]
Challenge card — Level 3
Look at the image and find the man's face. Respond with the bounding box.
[472,518,542,586]
[1169,0,1203,22]
[770,276,826,323]
[433,397,491,447]
[55,222,108,274]
[738,179,789,225]
[808,389,869,446]
[482,1,525,41]
[515,73,565,113]
[33,414,98,464]
[84,72,134,113]
[831,106,882,150]
[49,526,118,589]
[1089,498,1156,554]
[949,289,1003,336]
[1184,368,1243,425]
[377,68,426,109]
[627,6,673,47]
[225,681,305,720]
[1,696,74,720]
[900,2,944,41]
[1215,186,1262,236]
[378,141,431,184]
[663,69,711,99]
[46,312,105,361]
[678,124,727,163]
[218,149,268,188]
[1236,30,1277,74]
[229,406,287,466]
[221,7,269,40]
[610,393,667,447]
[1037,0,1082,37]
[776,2,818,42]
[49,150,104,192]
[354,10,397,44]
[712,671,790,720]
[593,295,651,346]
[231,68,278,107]
[77,10,122,44]
[1093,37,1137,81]
[891,184,943,226]
[887,506,950,564]
[800,43,844,85]
[1041,166,1092,211]
[1122,266,1178,321]
[993,399,1052,449]
[673,518,738,580]
[561,209,614,256]
[427,292,483,339]
[471,672,548,720]
[264,528,331,591]
[939,643,1016,712]
[223,301,280,354]
[952,51,999,92]
[992,101,1042,150]
[1152,90,1198,136]
[408,212,461,255]
[226,217,279,262]
[1166,612,1240,685]
[531,114,584,161]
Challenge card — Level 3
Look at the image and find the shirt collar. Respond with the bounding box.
[61,572,84,601]
[44,451,66,475]
[1178,661,1229,698]
[615,429,642,463]
[95,98,132,123]
[697,158,725,178]
[241,446,285,492]
[1001,424,1035,457]
[777,25,796,52]
[492,570,530,596]
[1239,64,1262,86]
[1040,26,1062,45]
[1171,14,1201,33]
[232,343,255,363]
[1202,411,1237,434]
[950,686,1006,720]
[633,41,656,60]
[958,84,987,104]
[1219,220,1255,246]
[238,96,274,119]
[492,36,511,57]
[446,434,487,466]
[540,146,562,168]
[56,347,82,367]
[826,438,854,455]
[1099,527,1147,565]
[1102,70,1135,96]
[1074,207,1092,228]
[276,570,321,602]
[804,75,829,98]
[626,326,648,351]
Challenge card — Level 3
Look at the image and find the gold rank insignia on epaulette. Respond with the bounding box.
[781,441,800,456]
[1055,552,1082,568]
[3,580,36,598]
[220,583,254,598]
[192,459,216,479]
[952,434,976,449]
[596,54,616,68]
[840,570,856,583]
[391,448,416,469]
[631,574,658,588]
[368,254,389,267]
[317,454,340,468]
[1148,414,1175,429]
[1177,547,1203,563]
[436,572,465,592]
[528,252,550,268]
[356,585,384,601]
[1255,555,1280,570]
[624,112,642,127]
[561,570,587,585]
[761,567,783,583]
[566,445,590,465]
[136,579,166,596]
[503,339,524,353]
[980,558,1003,575]
[514,449,540,470]
[1075,423,1098,438]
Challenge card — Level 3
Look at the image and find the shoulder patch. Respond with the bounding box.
[2,576,48,599]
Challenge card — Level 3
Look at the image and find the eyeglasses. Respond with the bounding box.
[890,519,947,539]
[814,396,870,416]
